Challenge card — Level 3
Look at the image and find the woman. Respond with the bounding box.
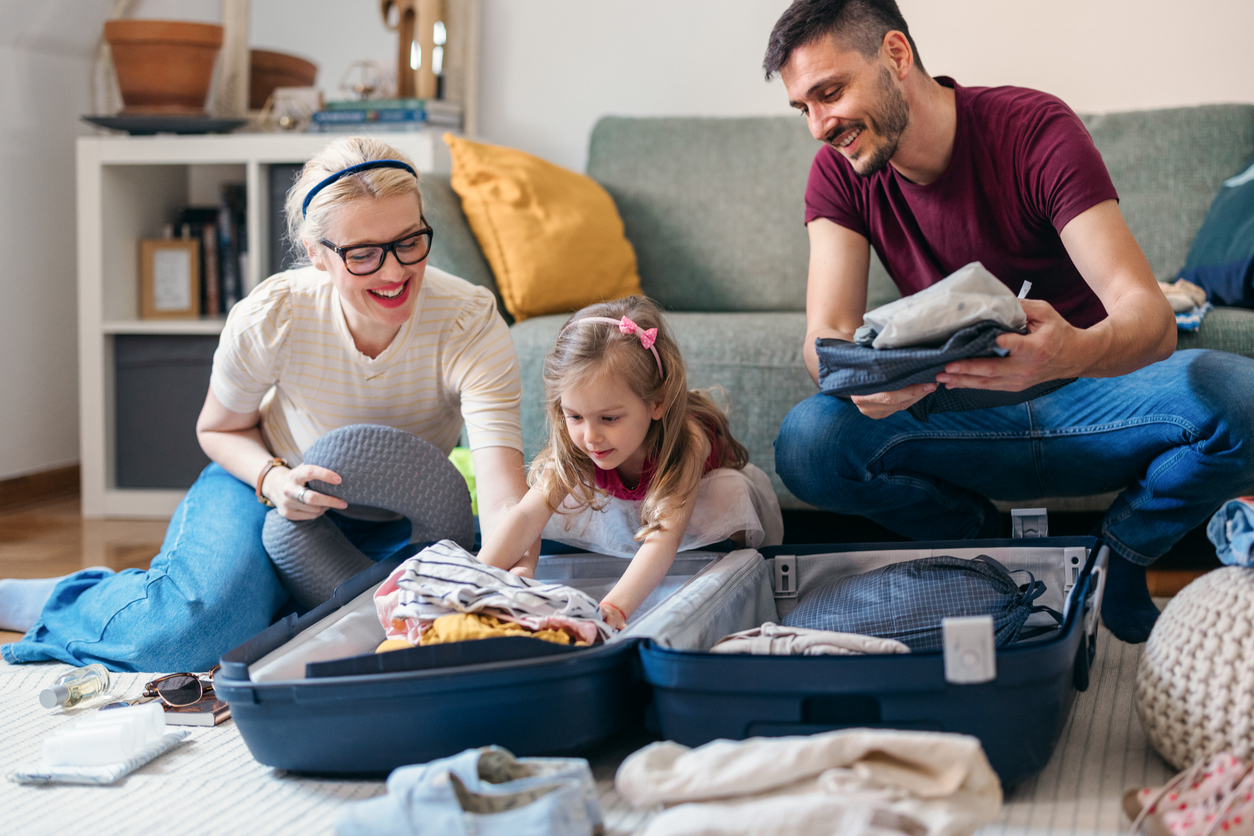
[0,137,530,672]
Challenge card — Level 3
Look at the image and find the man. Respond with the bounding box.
[767,0,1254,643]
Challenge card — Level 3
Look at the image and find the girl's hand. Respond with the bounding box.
[600,601,628,631]
[263,464,348,521]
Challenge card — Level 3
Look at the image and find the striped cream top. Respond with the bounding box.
[210,264,522,466]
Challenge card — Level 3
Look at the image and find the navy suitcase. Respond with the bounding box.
[213,547,727,776]
[215,536,1104,786]
[635,536,1108,788]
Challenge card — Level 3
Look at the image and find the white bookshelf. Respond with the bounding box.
[77,131,450,518]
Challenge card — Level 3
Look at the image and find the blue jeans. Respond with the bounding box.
[775,350,1254,565]
[1,464,410,672]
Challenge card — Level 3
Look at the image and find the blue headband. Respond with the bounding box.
[300,159,419,217]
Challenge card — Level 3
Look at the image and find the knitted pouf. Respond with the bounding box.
[1136,567,1254,770]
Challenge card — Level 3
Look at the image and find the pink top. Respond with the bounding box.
[804,77,1118,329]
[595,424,724,501]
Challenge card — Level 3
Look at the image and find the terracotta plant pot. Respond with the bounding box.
[249,49,318,110]
[105,19,224,115]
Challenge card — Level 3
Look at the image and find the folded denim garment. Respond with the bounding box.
[816,321,1075,422]
[335,746,601,836]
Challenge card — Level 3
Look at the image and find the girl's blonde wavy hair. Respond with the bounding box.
[531,296,748,541]
[284,136,423,263]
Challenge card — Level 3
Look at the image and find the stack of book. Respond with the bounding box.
[309,98,464,133]
[175,182,248,317]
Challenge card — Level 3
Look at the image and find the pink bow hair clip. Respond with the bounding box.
[558,314,665,377]
[618,316,658,350]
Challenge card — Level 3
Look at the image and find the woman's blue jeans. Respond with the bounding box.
[775,349,1254,565]
[1,464,410,672]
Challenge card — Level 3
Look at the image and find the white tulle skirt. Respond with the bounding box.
[540,464,784,558]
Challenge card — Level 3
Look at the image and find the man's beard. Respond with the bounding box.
[832,66,910,178]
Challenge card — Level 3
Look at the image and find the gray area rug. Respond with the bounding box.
[0,613,1172,836]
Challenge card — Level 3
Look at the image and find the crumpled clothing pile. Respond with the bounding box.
[375,540,614,647]
[1207,497,1254,567]
[615,728,1002,836]
[1159,277,1212,331]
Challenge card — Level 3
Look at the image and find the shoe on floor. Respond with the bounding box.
[1125,752,1254,836]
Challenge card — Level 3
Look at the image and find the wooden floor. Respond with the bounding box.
[0,494,1210,646]
[0,495,167,645]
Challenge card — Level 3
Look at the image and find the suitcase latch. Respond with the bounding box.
[1011,507,1048,538]
[943,615,997,684]
[773,555,798,599]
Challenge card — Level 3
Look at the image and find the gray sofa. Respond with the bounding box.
[420,105,1254,512]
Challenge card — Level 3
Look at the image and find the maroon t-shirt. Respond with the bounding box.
[804,78,1117,328]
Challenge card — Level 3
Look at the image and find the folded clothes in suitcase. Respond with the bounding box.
[213,546,730,776]
[633,536,1108,789]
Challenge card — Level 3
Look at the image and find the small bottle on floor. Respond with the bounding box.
[39,663,110,708]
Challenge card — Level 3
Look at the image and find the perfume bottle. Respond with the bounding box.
[39,664,111,709]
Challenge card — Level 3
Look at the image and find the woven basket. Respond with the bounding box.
[1136,567,1254,769]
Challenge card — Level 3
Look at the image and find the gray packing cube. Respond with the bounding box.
[635,536,1107,789]
[212,544,730,776]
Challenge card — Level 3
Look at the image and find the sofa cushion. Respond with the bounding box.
[421,173,506,317]
[446,134,642,321]
[587,116,899,314]
[1081,104,1254,280]
[511,312,815,509]
[1176,307,1254,357]
[1183,156,1254,271]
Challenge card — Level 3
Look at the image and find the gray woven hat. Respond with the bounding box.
[262,424,475,610]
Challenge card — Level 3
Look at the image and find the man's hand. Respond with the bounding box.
[937,298,1089,391]
[850,381,938,419]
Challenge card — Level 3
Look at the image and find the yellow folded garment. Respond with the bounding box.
[375,639,415,654]
[419,612,576,646]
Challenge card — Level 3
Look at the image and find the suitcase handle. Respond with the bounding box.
[745,720,943,737]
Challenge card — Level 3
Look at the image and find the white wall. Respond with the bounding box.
[474,0,1254,172]
[0,0,112,480]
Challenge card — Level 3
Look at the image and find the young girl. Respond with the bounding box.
[476,296,783,630]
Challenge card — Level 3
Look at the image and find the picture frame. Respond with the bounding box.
[140,239,201,319]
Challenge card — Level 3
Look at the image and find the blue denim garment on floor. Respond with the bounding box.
[1,463,411,672]
[816,320,1075,422]
[1208,497,1254,567]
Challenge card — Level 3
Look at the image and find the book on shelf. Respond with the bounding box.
[218,183,247,312]
[311,99,463,131]
[324,98,427,111]
[177,207,219,316]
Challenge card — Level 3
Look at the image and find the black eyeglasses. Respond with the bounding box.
[142,665,219,707]
[320,225,434,276]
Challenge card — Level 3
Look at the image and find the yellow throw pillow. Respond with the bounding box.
[444,133,643,321]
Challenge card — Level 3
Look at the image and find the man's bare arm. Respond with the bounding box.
[937,199,1175,391]
[803,217,937,417]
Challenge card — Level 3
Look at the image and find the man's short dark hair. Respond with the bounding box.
[763,0,925,80]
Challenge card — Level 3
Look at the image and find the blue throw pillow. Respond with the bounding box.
[1184,155,1254,271]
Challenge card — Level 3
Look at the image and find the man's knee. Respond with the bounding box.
[775,395,871,509]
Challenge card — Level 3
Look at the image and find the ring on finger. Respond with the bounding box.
[297,487,309,505]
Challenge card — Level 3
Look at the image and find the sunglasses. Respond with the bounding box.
[142,665,220,707]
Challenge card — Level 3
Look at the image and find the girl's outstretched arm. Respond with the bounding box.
[476,486,559,576]
[599,498,697,629]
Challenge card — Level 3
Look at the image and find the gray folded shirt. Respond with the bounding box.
[817,320,1075,422]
